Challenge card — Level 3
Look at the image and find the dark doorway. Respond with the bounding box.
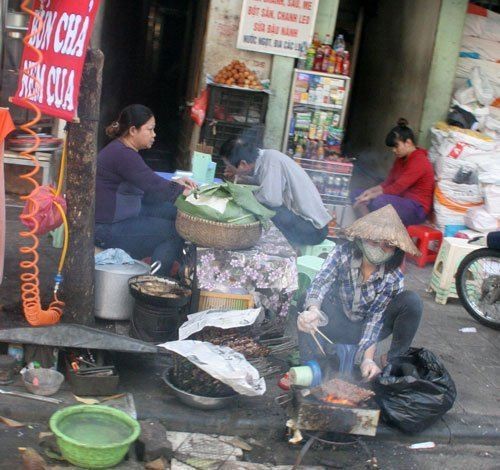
[98,0,207,171]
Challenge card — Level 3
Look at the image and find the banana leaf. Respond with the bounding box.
[174,183,275,225]
[225,182,275,221]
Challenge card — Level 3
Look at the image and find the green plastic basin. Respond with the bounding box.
[49,405,140,469]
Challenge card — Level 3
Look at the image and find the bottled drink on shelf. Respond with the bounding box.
[342,51,350,76]
[334,176,343,196]
[317,141,325,160]
[305,43,316,70]
[335,53,343,74]
[341,176,350,198]
[312,32,321,48]
[293,143,304,159]
[313,45,324,71]
[327,51,336,74]
[297,42,307,69]
[333,34,346,54]
[321,34,332,72]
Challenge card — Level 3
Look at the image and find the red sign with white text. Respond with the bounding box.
[12,0,100,121]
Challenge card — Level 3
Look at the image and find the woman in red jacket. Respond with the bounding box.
[353,118,435,226]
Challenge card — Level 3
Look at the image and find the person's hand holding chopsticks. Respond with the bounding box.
[297,306,325,333]
[297,306,331,356]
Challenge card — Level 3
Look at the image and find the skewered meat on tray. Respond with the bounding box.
[192,328,270,358]
[313,378,374,406]
[209,335,270,358]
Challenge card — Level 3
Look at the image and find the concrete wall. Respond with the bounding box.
[419,0,468,147]
[345,0,441,178]
[202,0,272,80]
[201,0,340,150]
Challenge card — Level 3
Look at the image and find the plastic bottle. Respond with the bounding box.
[312,32,321,48]
[321,34,332,72]
[305,43,316,70]
[293,143,304,160]
[8,344,23,366]
[342,51,350,76]
[333,33,346,53]
[313,44,324,71]
[327,51,336,74]
[297,42,307,70]
[335,53,343,74]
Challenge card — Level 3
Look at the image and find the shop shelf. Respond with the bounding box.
[293,102,343,110]
[296,157,353,175]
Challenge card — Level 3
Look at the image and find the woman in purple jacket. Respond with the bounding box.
[94,104,196,275]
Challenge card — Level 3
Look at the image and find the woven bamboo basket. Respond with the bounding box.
[175,211,262,250]
[198,291,255,311]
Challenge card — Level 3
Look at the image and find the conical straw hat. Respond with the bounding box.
[344,205,420,256]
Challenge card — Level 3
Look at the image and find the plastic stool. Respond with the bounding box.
[297,256,326,281]
[299,239,336,258]
[407,225,443,267]
[428,237,481,304]
[294,256,326,302]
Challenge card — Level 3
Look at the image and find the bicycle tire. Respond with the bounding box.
[455,248,500,330]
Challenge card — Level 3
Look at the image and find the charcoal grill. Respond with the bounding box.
[278,386,380,437]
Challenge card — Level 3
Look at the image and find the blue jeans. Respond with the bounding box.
[95,201,183,275]
[298,291,423,364]
[270,205,328,245]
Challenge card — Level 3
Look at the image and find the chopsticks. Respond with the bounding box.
[311,332,326,356]
[310,327,334,357]
[314,327,334,345]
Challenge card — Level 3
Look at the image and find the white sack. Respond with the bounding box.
[453,85,479,106]
[434,199,466,233]
[471,66,496,106]
[435,156,477,182]
[463,10,500,43]
[438,180,483,203]
[159,340,266,396]
[461,36,500,62]
[478,172,500,217]
[455,58,500,99]
[465,206,500,232]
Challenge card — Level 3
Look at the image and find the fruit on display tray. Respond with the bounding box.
[214,60,263,90]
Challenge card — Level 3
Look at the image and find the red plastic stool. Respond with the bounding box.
[407,225,443,267]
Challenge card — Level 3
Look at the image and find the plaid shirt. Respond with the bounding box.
[305,242,404,356]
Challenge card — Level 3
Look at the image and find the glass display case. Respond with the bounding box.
[283,69,353,232]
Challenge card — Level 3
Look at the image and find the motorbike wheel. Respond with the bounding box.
[456,248,500,330]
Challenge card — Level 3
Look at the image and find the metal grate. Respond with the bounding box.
[200,122,265,177]
[206,85,268,125]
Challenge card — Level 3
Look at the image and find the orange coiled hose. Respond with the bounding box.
[17,0,63,326]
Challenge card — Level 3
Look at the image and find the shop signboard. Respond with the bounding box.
[12,0,101,121]
[237,0,319,58]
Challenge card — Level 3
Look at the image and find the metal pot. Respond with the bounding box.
[94,261,161,320]
[162,368,237,410]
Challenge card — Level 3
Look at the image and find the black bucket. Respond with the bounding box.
[130,298,189,343]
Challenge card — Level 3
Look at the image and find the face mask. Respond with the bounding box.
[357,240,394,265]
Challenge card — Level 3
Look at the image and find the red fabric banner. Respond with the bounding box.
[11,0,100,121]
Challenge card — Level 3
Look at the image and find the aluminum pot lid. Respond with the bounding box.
[95,260,150,276]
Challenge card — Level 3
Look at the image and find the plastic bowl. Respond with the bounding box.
[49,405,141,469]
[22,368,64,396]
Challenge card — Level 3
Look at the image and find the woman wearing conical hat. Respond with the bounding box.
[297,205,423,381]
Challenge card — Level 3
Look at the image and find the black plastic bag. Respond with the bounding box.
[373,348,457,434]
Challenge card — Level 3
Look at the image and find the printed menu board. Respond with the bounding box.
[237,0,319,58]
